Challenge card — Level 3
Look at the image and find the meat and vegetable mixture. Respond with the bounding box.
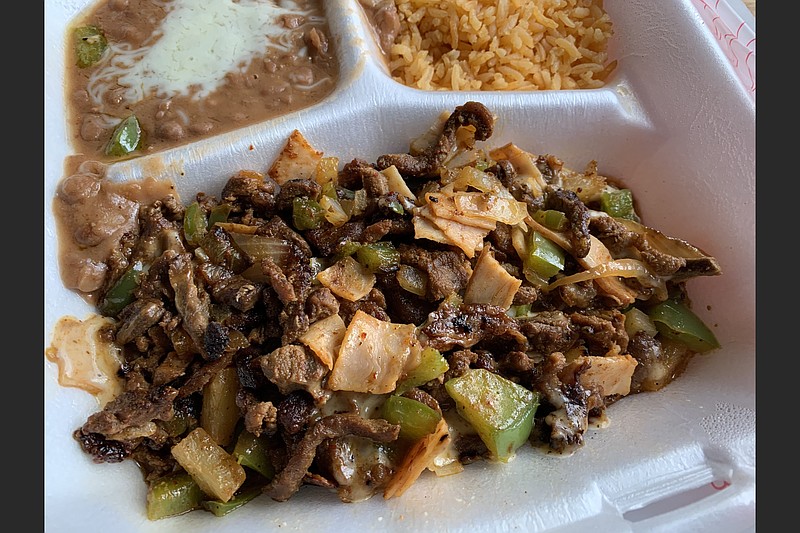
[57,102,721,519]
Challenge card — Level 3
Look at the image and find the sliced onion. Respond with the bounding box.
[319,194,349,227]
[451,192,527,225]
[441,166,512,198]
[487,142,548,197]
[463,245,521,309]
[560,165,607,203]
[409,110,448,155]
[215,222,258,235]
[396,265,428,297]
[328,310,421,394]
[413,204,488,258]
[425,193,496,230]
[380,165,417,203]
[316,256,375,301]
[383,418,451,499]
[230,234,292,265]
[299,314,347,370]
[524,216,571,251]
[548,258,666,299]
[615,218,709,259]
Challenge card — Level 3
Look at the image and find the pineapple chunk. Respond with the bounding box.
[200,367,240,447]
[171,427,246,502]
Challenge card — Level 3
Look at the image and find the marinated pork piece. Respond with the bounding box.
[544,187,592,259]
[266,414,400,502]
[376,101,495,178]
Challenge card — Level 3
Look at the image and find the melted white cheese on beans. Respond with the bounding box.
[88,0,316,104]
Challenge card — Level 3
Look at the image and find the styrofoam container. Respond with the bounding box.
[44,1,756,531]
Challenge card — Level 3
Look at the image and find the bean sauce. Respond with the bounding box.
[65,0,339,161]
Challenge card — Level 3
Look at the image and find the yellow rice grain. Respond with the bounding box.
[388,0,615,91]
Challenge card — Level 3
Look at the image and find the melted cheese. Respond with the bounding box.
[88,0,315,104]
[45,314,123,407]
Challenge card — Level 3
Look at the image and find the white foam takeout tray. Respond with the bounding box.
[44,1,756,531]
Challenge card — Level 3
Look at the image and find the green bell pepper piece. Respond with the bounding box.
[320,181,338,200]
[355,242,400,274]
[385,198,405,215]
[98,260,147,316]
[524,231,564,281]
[292,197,325,230]
[183,201,208,246]
[201,487,261,517]
[395,346,449,395]
[233,431,275,480]
[208,204,232,228]
[647,298,720,353]
[380,395,442,442]
[507,304,532,318]
[445,369,540,462]
[533,209,567,231]
[146,472,204,520]
[600,189,637,220]
[74,25,107,68]
[623,306,658,338]
[105,115,142,158]
[333,240,362,262]
[158,408,196,438]
[200,226,251,273]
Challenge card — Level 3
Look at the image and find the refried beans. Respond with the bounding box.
[53,157,179,303]
[65,0,339,161]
